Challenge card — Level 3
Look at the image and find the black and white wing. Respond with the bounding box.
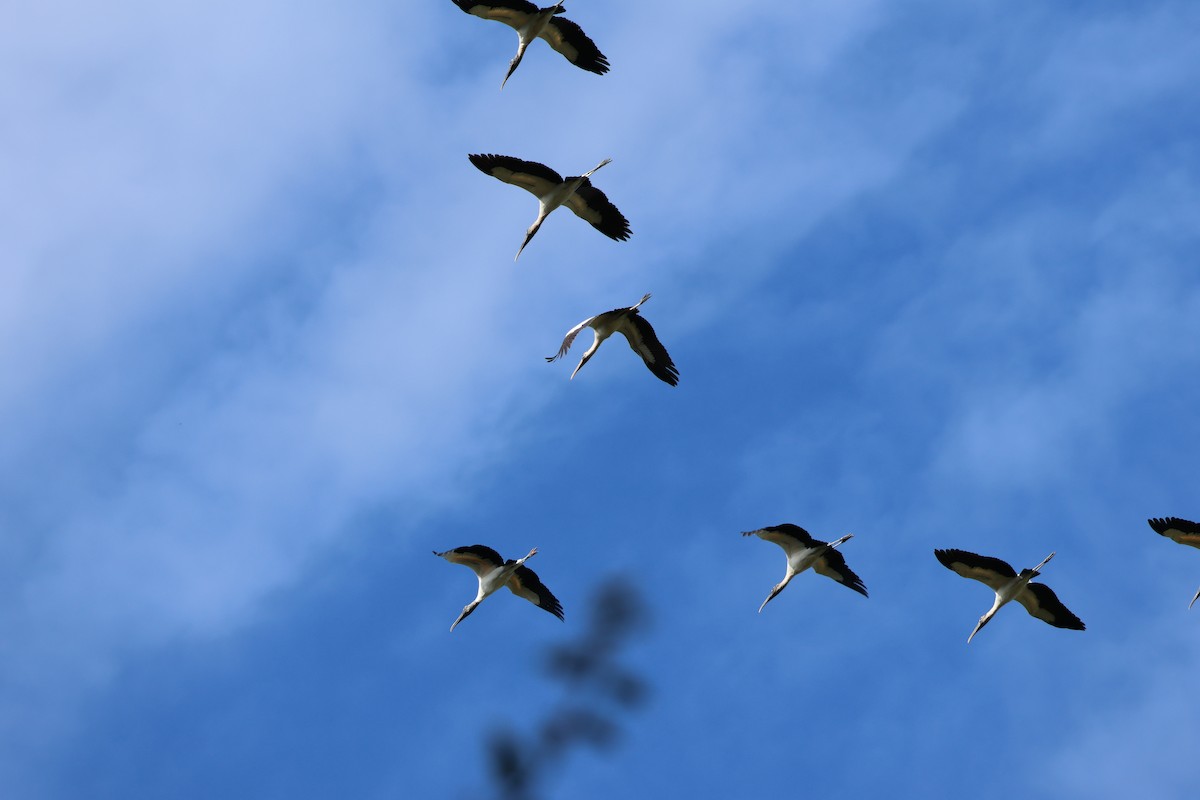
[452,0,540,28]
[562,177,631,241]
[614,312,678,386]
[1148,517,1200,549]
[469,153,564,199]
[507,565,565,621]
[813,548,868,597]
[434,544,506,577]
[1016,582,1085,630]
[934,548,1018,592]
[743,524,819,554]
[546,315,598,363]
[539,16,610,75]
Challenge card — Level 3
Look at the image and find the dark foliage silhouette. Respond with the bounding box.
[483,577,650,799]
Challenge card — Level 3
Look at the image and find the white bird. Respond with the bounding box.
[468,153,630,260]
[742,524,867,612]
[547,293,678,385]
[1147,517,1200,608]
[434,545,564,631]
[451,1,610,88]
[934,549,1085,643]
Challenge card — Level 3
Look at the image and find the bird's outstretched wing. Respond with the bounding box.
[507,565,565,620]
[540,16,610,74]
[615,312,678,386]
[744,524,819,552]
[1016,582,1085,630]
[453,0,540,28]
[1148,517,1200,548]
[813,549,868,597]
[469,153,564,199]
[563,178,631,241]
[434,544,506,577]
[546,316,598,363]
[934,548,1018,592]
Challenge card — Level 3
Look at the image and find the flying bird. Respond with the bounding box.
[742,524,867,613]
[1147,517,1200,608]
[468,153,630,260]
[451,1,610,88]
[547,293,678,385]
[934,549,1085,643]
[434,545,564,631]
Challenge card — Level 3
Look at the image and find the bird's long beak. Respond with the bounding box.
[501,45,526,90]
[450,602,479,632]
[758,585,784,614]
[515,219,542,261]
[569,353,592,380]
[831,534,854,548]
[1190,587,1200,609]
[967,613,992,644]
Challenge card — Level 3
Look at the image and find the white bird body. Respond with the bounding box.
[742,524,867,613]
[934,549,1085,643]
[1147,517,1200,607]
[451,1,610,88]
[468,153,630,260]
[434,544,564,631]
[547,293,678,385]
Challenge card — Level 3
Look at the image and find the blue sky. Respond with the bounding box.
[3,1,1199,797]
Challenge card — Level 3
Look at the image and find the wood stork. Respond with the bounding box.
[451,1,610,88]
[742,524,867,612]
[547,293,678,385]
[434,545,564,631]
[467,153,630,261]
[1147,517,1200,608]
[934,549,1085,643]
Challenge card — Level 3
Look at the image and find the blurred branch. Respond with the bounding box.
[483,576,651,800]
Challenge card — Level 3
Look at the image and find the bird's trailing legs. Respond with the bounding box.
[1028,552,1055,575]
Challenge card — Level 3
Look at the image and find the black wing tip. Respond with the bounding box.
[573,55,610,76]
[653,364,680,386]
[608,218,632,241]
[1149,516,1198,534]
[839,574,869,597]
[467,152,515,170]
[468,152,503,171]
[934,548,963,568]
